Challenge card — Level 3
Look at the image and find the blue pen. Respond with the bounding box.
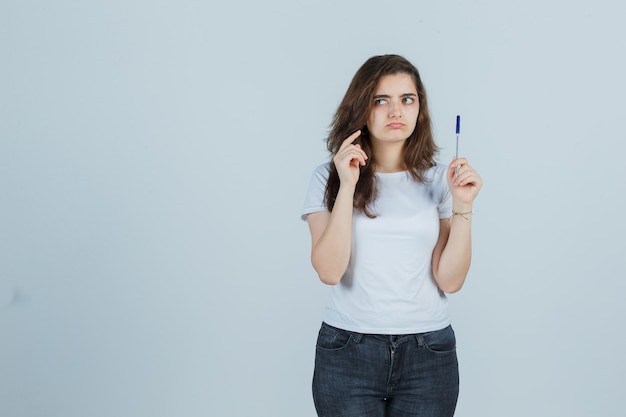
[455,115,460,175]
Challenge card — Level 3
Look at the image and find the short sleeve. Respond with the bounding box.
[434,164,452,219]
[301,163,331,221]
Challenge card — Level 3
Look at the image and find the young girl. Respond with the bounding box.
[301,55,482,417]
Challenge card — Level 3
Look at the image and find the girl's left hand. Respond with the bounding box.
[447,158,482,206]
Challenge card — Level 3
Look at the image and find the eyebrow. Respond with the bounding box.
[373,93,418,99]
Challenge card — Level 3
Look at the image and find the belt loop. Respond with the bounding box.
[415,333,425,347]
[351,332,363,344]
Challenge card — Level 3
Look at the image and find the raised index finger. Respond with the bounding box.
[339,130,362,150]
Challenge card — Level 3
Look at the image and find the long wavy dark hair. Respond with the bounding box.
[324,54,439,218]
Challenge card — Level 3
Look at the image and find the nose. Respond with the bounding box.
[388,99,401,118]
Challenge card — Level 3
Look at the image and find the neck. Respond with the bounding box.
[372,141,405,173]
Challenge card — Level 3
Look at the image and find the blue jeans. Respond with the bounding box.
[312,322,459,417]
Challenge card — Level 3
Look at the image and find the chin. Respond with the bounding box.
[385,133,410,142]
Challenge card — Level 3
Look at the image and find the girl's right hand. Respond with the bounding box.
[333,130,368,188]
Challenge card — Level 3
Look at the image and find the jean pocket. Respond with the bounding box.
[422,325,457,354]
[316,323,353,351]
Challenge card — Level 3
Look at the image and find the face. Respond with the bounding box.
[366,73,419,145]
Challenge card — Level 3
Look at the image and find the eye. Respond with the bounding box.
[403,97,415,104]
[374,98,387,105]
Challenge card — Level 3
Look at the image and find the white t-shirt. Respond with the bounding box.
[301,162,453,334]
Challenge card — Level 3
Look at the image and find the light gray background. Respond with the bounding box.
[1,1,625,416]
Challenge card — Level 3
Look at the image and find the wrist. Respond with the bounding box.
[452,202,473,212]
[451,209,472,220]
[337,183,357,196]
[450,201,473,222]
[337,184,356,200]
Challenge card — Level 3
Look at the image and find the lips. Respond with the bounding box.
[387,123,405,128]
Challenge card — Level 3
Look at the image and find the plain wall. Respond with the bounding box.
[1,1,625,416]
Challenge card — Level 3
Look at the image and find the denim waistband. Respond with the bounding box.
[322,322,452,347]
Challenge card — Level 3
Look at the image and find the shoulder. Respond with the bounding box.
[427,163,452,214]
[312,162,331,179]
[307,162,331,186]
[302,162,331,220]
[425,163,451,205]
[424,163,448,183]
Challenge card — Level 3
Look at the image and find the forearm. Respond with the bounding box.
[311,185,355,285]
[435,204,473,293]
